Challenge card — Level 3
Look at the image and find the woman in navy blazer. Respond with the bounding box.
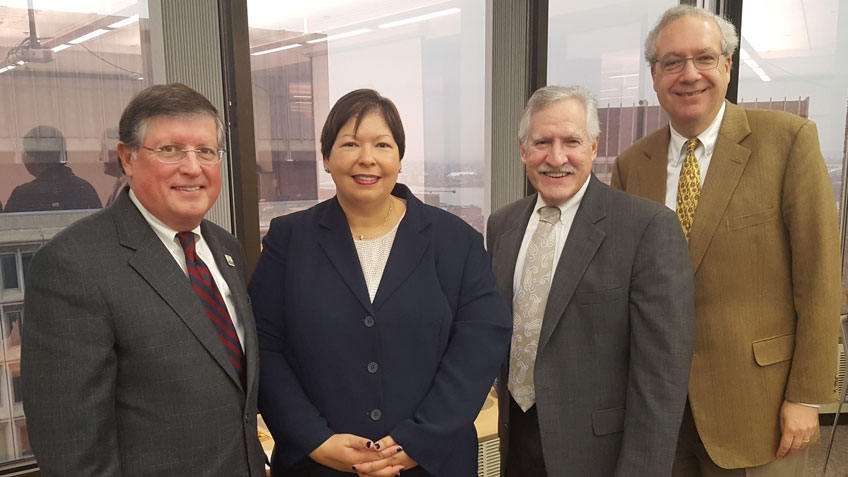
[249,89,511,476]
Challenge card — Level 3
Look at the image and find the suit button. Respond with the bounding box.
[367,362,379,373]
[370,408,382,421]
[243,415,249,424]
[363,316,375,327]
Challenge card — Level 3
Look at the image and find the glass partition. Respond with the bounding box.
[546,0,678,184]
[0,0,150,468]
[246,0,487,234]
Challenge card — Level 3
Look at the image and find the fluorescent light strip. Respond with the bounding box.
[740,50,771,82]
[15,61,25,66]
[307,28,372,44]
[69,29,110,44]
[52,44,71,52]
[0,65,16,73]
[251,43,303,56]
[378,7,461,29]
[108,14,139,29]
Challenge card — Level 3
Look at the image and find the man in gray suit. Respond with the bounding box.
[487,85,695,476]
[21,83,266,476]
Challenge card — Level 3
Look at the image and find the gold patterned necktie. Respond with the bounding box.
[509,205,561,412]
[676,138,701,240]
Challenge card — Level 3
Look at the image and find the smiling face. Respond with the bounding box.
[118,115,221,231]
[651,14,732,137]
[520,98,598,207]
[323,112,401,211]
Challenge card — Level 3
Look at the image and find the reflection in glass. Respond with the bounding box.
[5,126,102,212]
[247,0,487,234]
[0,1,151,468]
[0,2,147,214]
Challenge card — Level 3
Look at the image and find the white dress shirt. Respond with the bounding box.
[129,190,246,351]
[664,101,726,211]
[512,177,591,298]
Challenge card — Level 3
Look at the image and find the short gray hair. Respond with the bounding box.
[119,83,225,150]
[644,5,739,64]
[518,85,600,149]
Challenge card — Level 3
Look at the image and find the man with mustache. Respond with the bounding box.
[487,85,695,476]
[612,6,841,476]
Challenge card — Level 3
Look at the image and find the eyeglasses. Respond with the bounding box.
[656,53,722,74]
[139,144,225,165]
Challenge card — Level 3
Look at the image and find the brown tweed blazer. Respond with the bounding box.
[611,100,840,469]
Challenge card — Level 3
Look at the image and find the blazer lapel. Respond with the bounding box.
[112,194,242,388]
[538,176,606,354]
[490,196,536,306]
[317,198,375,314]
[373,185,429,310]
[204,224,256,393]
[630,128,670,204]
[688,102,751,273]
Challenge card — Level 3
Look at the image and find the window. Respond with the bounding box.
[247,0,488,233]
[546,1,678,184]
[735,0,848,310]
[0,1,151,467]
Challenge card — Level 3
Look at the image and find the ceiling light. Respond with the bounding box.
[108,15,140,29]
[251,43,303,56]
[378,8,461,29]
[0,66,16,73]
[51,44,71,52]
[307,28,371,44]
[69,29,110,44]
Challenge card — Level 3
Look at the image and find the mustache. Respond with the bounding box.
[538,166,577,174]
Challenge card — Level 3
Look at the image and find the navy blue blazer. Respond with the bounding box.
[249,183,511,476]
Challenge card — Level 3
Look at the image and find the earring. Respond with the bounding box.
[399,168,403,173]
[324,167,329,173]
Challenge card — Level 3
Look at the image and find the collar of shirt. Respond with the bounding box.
[668,101,726,167]
[127,189,246,351]
[530,172,590,224]
[128,190,202,253]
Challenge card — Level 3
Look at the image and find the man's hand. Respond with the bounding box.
[776,400,819,458]
[353,436,418,477]
[309,433,382,472]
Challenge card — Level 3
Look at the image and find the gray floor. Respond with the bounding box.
[811,422,848,476]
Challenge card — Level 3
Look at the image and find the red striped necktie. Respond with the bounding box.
[177,231,246,387]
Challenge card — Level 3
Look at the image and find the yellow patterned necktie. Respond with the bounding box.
[509,205,560,412]
[676,138,701,240]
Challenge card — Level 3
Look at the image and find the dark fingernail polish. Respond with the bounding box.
[366,441,372,448]
[375,443,381,450]
[352,465,357,471]
[397,447,403,453]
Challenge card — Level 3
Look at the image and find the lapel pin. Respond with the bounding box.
[225,254,235,267]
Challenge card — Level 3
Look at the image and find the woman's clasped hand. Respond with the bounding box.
[309,434,417,477]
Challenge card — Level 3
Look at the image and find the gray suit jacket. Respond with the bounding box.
[21,189,266,476]
[487,175,695,476]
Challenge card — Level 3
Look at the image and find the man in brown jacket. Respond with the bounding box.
[612,5,840,476]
